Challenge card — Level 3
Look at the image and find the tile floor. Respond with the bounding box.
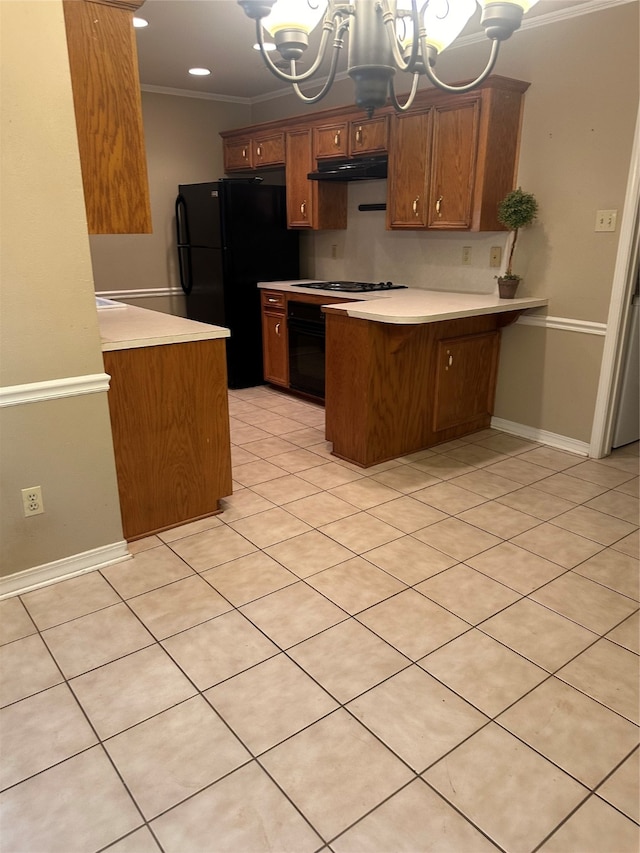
[1,385,638,853]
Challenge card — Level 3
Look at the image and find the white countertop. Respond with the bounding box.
[259,281,548,325]
[97,301,230,352]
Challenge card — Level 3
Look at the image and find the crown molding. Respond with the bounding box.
[140,83,252,104]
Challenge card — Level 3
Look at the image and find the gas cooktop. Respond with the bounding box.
[293,280,408,293]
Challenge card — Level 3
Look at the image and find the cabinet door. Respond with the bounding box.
[432,332,499,432]
[350,116,388,155]
[428,99,480,229]
[224,138,253,171]
[286,129,315,228]
[386,111,432,229]
[314,123,349,159]
[262,307,288,386]
[253,132,285,167]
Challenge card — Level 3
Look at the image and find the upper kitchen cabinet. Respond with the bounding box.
[223,131,286,171]
[387,80,527,231]
[63,0,152,234]
[314,122,349,160]
[285,128,347,230]
[349,116,388,156]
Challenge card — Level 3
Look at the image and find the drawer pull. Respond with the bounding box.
[275,322,281,336]
[242,146,248,160]
[300,200,307,217]
[412,196,420,216]
[267,297,278,303]
[436,195,443,217]
[256,144,262,157]
[355,127,362,144]
[334,131,341,146]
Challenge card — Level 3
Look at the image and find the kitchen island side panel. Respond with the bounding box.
[104,338,232,539]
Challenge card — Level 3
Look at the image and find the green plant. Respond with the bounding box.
[497,187,538,279]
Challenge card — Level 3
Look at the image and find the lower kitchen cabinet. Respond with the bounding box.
[103,339,232,540]
[261,290,288,387]
[325,311,512,467]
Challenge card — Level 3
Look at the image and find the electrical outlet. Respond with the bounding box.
[21,486,44,517]
[595,209,617,232]
[461,246,472,265]
[330,244,338,260]
[490,246,502,268]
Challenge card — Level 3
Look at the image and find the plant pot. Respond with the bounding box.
[497,277,520,299]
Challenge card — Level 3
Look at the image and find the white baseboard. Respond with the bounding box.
[0,541,131,599]
[491,417,591,457]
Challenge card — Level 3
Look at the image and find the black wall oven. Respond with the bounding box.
[287,301,326,399]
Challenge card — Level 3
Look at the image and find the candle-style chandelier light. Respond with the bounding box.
[238,0,539,115]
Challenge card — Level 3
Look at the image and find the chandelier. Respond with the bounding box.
[238,0,539,115]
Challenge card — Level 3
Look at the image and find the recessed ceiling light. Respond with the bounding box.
[133,17,148,28]
[253,42,277,51]
[189,67,211,76]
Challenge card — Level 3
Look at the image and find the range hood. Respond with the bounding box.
[307,155,388,182]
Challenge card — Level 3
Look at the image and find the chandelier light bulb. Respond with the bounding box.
[422,0,477,55]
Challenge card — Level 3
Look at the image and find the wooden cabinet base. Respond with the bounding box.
[325,312,516,467]
[104,339,232,540]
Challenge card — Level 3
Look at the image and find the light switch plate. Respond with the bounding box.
[595,210,617,232]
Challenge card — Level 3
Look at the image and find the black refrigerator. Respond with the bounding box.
[175,179,299,388]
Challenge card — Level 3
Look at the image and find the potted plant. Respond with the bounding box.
[496,187,538,298]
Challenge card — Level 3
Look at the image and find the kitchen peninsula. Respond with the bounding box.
[259,282,547,467]
[98,303,232,540]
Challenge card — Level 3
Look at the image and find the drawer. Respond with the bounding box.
[261,290,286,309]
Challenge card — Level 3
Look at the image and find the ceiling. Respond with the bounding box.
[134,0,611,101]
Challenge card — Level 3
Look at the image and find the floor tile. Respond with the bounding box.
[0,746,141,853]
[105,827,162,853]
[241,436,299,458]
[451,469,523,499]
[162,610,279,690]
[412,517,501,562]
[329,477,404,510]
[530,571,637,634]
[157,514,223,543]
[269,447,328,473]
[284,491,359,526]
[206,654,338,754]
[517,445,584,472]
[606,611,640,653]
[331,778,498,853]
[366,495,447,533]
[42,602,154,677]
[101,546,194,598]
[229,506,312,548]
[483,456,552,485]
[216,487,276,521]
[202,550,298,606]
[70,645,197,739]
[476,434,539,455]
[466,542,567,594]
[363,536,458,584]
[260,709,413,841]
[420,629,548,717]
[480,598,597,671]
[104,695,250,819]
[127,534,163,553]
[0,633,62,707]
[0,683,97,790]
[510,523,604,568]
[21,571,120,630]
[319,512,404,554]
[252,474,322,505]
[611,528,639,558]
[585,489,639,524]
[497,677,639,787]
[532,472,608,503]
[615,475,639,497]
[282,426,326,447]
[416,564,520,624]
[168,525,257,572]
[573,548,639,600]
[229,424,273,445]
[538,794,640,852]
[457,500,540,538]
[298,461,364,489]
[411,480,486,513]
[358,588,470,658]
[370,465,440,493]
[151,760,322,853]
[550,505,637,546]
[264,529,354,577]
[557,639,639,724]
[568,459,636,489]
[229,445,260,467]
[126,575,232,640]
[424,724,587,853]
[496,485,577,520]
[288,619,409,703]
[240,582,347,648]
[232,459,288,486]
[409,454,475,480]
[0,596,36,645]
[347,665,488,771]
[443,442,509,467]
[305,556,406,614]
[597,748,639,823]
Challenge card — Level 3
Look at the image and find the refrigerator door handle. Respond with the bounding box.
[175,194,193,295]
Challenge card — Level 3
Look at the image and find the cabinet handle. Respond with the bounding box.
[436,195,443,217]
[412,196,420,217]
[256,144,262,157]
[355,127,362,144]
[334,131,341,147]
[267,297,278,303]
[445,350,453,371]
[242,146,248,160]
[300,200,307,218]
[275,322,281,336]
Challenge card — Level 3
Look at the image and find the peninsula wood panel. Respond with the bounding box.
[104,340,232,539]
[63,0,151,234]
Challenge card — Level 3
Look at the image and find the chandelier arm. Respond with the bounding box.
[254,17,339,84]
[421,38,501,93]
[388,72,421,112]
[290,41,343,104]
[379,0,420,73]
